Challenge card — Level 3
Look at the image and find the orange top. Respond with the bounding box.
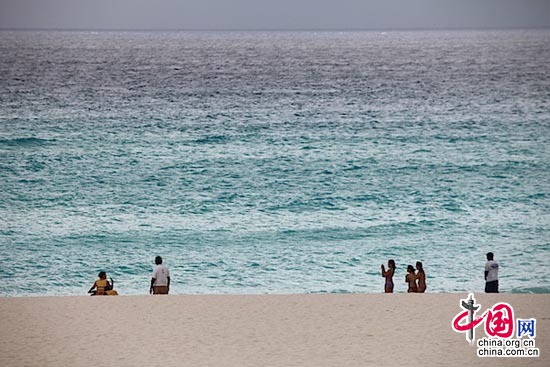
[96,279,108,295]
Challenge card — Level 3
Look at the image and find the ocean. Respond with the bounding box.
[0,29,549,296]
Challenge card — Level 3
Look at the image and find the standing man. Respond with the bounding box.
[484,252,499,293]
[150,256,170,295]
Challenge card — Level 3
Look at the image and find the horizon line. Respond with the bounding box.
[1,26,549,33]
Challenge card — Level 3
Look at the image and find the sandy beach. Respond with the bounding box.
[0,293,548,367]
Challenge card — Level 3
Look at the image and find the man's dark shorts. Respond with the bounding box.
[485,280,499,293]
[153,286,169,295]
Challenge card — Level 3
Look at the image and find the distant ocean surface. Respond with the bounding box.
[1,30,549,296]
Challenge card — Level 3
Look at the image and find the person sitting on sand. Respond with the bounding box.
[381,259,396,293]
[405,265,417,293]
[88,271,116,296]
[415,261,426,293]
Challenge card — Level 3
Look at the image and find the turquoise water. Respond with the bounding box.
[1,30,549,296]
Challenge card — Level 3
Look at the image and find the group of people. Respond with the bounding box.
[89,253,500,295]
[88,256,171,296]
[380,252,500,294]
[381,260,426,293]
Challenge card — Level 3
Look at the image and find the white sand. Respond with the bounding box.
[0,293,548,367]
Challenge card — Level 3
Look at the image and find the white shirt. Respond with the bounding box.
[152,264,170,286]
[485,260,499,282]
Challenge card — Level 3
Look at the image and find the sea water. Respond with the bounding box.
[0,30,549,296]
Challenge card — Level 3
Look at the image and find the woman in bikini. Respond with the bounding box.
[405,265,418,293]
[416,261,426,293]
[381,259,396,293]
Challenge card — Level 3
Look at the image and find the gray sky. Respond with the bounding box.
[0,0,549,30]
